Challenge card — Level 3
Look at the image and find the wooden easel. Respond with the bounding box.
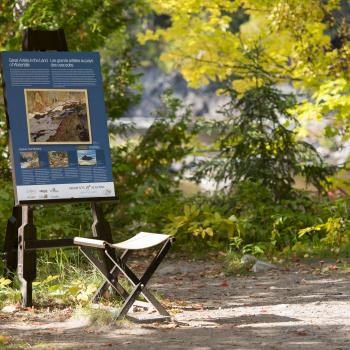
[2,29,117,307]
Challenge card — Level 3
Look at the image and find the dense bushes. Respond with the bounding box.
[103,84,350,258]
[0,87,348,262]
[106,91,197,236]
[161,182,350,257]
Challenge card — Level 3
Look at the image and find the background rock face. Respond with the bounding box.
[121,66,229,129]
[121,66,349,165]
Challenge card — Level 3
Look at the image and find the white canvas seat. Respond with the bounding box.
[73,232,170,250]
[112,232,170,250]
[73,231,174,321]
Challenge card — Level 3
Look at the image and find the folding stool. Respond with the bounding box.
[73,232,174,321]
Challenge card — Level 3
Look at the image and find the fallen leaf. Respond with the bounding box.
[220,280,229,287]
[0,336,11,344]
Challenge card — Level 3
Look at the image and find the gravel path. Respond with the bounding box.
[1,258,350,349]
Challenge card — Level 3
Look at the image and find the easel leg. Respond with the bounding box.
[3,206,21,276]
[91,202,117,301]
[18,205,37,307]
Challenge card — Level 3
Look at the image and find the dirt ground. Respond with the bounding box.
[1,257,350,349]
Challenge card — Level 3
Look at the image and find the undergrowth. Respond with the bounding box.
[0,250,125,309]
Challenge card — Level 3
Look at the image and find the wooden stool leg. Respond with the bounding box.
[18,205,36,307]
[104,239,173,320]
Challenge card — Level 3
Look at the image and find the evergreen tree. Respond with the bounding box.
[195,67,335,200]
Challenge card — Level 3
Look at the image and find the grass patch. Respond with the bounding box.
[282,240,350,261]
[223,250,252,275]
[0,337,29,350]
[74,306,131,327]
[0,249,127,309]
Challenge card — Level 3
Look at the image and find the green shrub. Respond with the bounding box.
[162,179,350,257]
[0,180,15,252]
[194,50,335,200]
[108,90,197,236]
[165,202,238,251]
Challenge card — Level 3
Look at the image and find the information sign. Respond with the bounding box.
[0,51,115,203]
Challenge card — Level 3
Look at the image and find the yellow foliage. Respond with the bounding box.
[0,336,11,345]
[0,277,12,287]
[233,78,262,94]
[140,0,350,131]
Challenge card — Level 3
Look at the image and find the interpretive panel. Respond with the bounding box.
[0,51,115,203]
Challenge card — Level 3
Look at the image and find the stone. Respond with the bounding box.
[252,260,280,272]
[240,254,257,269]
[296,328,309,336]
[1,304,17,313]
[157,265,179,276]
[179,265,190,274]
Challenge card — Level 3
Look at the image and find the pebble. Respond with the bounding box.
[1,305,17,313]
[252,260,280,272]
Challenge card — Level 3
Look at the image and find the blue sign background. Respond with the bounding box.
[1,51,115,202]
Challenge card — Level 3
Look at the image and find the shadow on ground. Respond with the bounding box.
[1,259,350,349]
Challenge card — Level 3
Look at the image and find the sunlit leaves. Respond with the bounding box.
[0,277,12,287]
[165,203,237,240]
[141,0,350,137]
